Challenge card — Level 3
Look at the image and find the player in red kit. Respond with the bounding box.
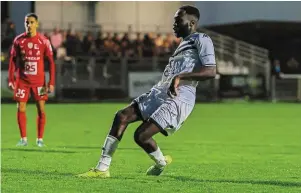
[8,13,55,147]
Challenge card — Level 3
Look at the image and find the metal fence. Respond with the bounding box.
[271,74,301,102]
[53,56,219,101]
[1,27,272,102]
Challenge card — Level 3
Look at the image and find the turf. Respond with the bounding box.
[1,103,301,193]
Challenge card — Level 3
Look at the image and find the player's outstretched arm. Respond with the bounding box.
[8,39,18,90]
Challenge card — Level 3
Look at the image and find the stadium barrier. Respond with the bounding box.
[271,74,301,102]
[1,56,268,103]
[1,28,272,102]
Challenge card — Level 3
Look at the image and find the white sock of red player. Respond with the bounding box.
[96,135,119,171]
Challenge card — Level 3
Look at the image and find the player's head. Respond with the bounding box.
[173,5,200,38]
[24,13,39,35]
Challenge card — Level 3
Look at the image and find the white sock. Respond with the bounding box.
[96,135,119,171]
[22,137,27,141]
[148,147,166,167]
[37,138,43,141]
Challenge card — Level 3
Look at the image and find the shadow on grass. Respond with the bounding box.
[56,145,185,152]
[165,175,301,187]
[1,148,76,154]
[57,146,141,150]
[4,168,299,188]
[2,168,73,177]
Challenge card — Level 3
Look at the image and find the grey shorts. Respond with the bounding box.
[133,90,194,136]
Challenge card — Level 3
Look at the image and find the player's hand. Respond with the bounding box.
[168,75,180,98]
[8,82,16,91]
[47,85,55,93]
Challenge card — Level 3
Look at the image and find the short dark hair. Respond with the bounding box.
[25,13,38,21]
[180,5,200,21]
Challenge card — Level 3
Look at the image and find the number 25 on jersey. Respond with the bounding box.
[16,89,25,98]
[24,62,37,75]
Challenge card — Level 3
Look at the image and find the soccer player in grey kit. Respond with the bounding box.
[78,5,216,178]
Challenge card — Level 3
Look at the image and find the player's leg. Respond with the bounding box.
[32,86,48,147]
[36,100,46,147]
[14,84,30,146]
[16,102,28,146]
[134,121,172,176]
[77,102,142,177]
[108,102,142,140]
[96,102,142,169]
[134,99,194,176]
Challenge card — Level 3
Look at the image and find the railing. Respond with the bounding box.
[199,28,270,94]
[38,20,270,87]
[52,56,235,101]
[1,23,271,101]
[271,74,301,102]
[38,21,270,89]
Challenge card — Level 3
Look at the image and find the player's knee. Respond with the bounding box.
[37,106,45,114]
[17,103,26,112]
[133,131,141,145]
[36,101,46,114]
[133,130,147,145]
[37,109,45,116]
[115,110,130,125]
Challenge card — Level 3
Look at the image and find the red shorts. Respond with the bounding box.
[14,82,48,102]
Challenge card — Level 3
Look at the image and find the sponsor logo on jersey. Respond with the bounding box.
[25,56,40,60]
[28,42,33,49]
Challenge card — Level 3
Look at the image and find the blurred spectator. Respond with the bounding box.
[112,32,121,46]
[65,29,82,57]
[112,33,122,56]
[82,31,95,54]
[104,32,115,55]
[142,33,155,57]
[133,32,143,57]
[76,31,83,42]
[272,59,281,77]
[50,27,63,51]
[154,34,164,56]
[62,30,68,42]
[95,32,104,50]
[2,21,16,51]
[154,34,164,47]
[6,22,16,41]
[161,33,178,56]
[120,33,132,56]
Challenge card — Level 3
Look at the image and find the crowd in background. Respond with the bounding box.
[1,20,300,74]
[1,20,181,60]
[46,28,181,59]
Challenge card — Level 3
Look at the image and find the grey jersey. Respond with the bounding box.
[152,32,216,105]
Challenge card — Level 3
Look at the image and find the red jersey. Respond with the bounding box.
[8,32,55,86]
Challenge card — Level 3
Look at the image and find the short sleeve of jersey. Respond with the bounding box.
[195,34,216,66]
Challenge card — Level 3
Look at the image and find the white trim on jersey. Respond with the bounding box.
[173,45,196,57]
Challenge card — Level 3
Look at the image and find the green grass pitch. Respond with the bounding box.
[1,103,301,193]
